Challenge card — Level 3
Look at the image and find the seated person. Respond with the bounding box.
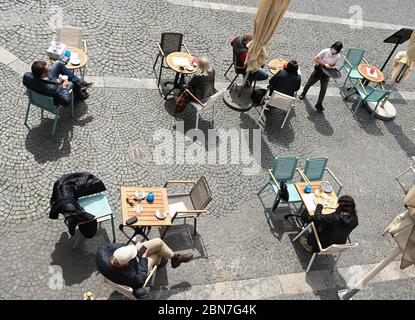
[23,60,92,106]
[186,57,216,103]
[96,238,193,299]
[300,195,358,253]
[231,32,268,85]
[268,60,301,97]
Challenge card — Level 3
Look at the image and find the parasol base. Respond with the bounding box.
[365,100,396,121]
[223,84,253,112]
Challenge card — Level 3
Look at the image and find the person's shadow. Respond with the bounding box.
[25,100,93,164]
[303,99,334,136]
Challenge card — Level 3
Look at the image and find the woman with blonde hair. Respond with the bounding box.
[187,57,216,102]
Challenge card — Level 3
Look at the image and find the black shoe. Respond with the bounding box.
[315,104,324,111]
[299,93,306,100]
[76,91,89,101]
[80,81,93,91]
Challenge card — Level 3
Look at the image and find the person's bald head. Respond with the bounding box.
[242,33,253,45]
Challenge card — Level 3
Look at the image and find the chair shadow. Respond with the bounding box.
[303,99,334,136]
[50,228,111,287]
[158,224,208,261]
[384,120,415,157]
[24,101,93,164]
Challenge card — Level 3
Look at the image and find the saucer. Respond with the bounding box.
[155,210,166,220]
[135,191,147,200]
[70,59,81,65]
[185,65,194,71]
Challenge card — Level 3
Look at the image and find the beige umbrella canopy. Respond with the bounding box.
[391,28,415,83]
[245,0,291,73]
[383,185,415,269]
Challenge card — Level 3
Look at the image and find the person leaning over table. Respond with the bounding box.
[185,57,216,103]
[299,195,358,253]
[23,60,93,105]
[299,41,343,112]
[96,238,193,299]
[268,60,301,97]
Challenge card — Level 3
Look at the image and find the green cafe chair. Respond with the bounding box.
[339,48,366,97]
[352,80,391,117]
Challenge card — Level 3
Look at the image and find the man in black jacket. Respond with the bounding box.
[300,195,358,252]
[23,60,92,106]
[96,238,193,299]
[268,60,301,97]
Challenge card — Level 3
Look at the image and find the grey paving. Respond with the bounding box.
[0,0,414,300]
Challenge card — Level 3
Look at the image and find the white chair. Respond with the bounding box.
[257,90,297,129]
[293,222,358,273]
[185,89,226,130]
[56,26,88,80]
[395,156,415,194]
[103,265,158,299]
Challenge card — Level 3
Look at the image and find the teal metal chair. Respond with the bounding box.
[70,193,116,249]
[352,81,391,117]
[24,89,74,135]
[339,48,366,97]
[258,156,302,223]
[297,157,344,196]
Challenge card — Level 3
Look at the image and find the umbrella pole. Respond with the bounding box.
[237,72,251,98]
[337,246,402,300]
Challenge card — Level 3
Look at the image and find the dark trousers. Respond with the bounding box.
[301,66,330,106]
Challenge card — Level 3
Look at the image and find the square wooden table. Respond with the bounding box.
[294,181,338,216]
[120,187,171,227]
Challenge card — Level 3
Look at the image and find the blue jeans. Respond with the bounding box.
[248,68,269,82]
[49,61,82,86]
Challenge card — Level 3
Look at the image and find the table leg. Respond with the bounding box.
[164,72,181,100]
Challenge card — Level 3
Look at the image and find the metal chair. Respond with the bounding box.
[297,157,344,196]
[185,89,226,130]
[395,156,415,194]
[103,265,157,299]
[352,80,391,117]
[339,48,366,96]
[227,51,255,90]
[258,156,302,224]
[161,177,212,239]
[56,26,88,80]
[293,222,359,273]
[153,33,190,87]
[24,89,74,135]
[257,90,297,129]
[67,192,116,249]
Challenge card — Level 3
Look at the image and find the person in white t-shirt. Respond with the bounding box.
[299,42,343,111]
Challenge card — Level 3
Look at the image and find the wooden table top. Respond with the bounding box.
[295,181,338,216]
[268,58,287,75]
[358,64,385,83]
[120,187,171,227]
[166,52,196,75]
[50,46,88,70]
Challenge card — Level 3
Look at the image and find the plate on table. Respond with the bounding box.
[185,65,195,71]
[70,59,81,65]
[155,210,166,220]
[320,182,333,193]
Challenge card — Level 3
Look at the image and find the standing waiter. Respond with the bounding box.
[299,42,343,111]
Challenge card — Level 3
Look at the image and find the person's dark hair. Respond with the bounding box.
[242,33,253,45]
[337,195,356,215]
[331,41,343,53]
[31,61,47,78]
[286,60,299,73]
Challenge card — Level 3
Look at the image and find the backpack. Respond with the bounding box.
[278,180,289,201]
[251,88,267,106]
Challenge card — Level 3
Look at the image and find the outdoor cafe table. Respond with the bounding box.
[119,187,171,243]
[268,58,287,75]
[357,63,396,120]
[49,46,88,80]
[294,181,338,216]
[164,52,196,100]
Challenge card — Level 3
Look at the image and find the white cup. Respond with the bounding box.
[59,74,68,82]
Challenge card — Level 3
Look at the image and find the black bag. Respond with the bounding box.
[250,88,267,106]
[278,180,289,201]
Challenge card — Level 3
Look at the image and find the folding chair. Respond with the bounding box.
[257,90,297,129]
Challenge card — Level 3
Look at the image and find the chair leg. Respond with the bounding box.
[224,62,234,78]
[257,105,266,123]
[306,253,317,273]
[227,74,239,90]
[353,99,364,117]
[111,214,116,243]
[157,58,164,88]
[195,110,199,130]
[73,231,81,249]
[292,223,312,242]
[153,54,160,71]
[281,107,291,129]
[258,181,270,195]
[333,252,342,271]
[70,93,74,118]
[52,114,59,135]
[41,109,44,119]
[193,217,197,236]
[24,103,31,128]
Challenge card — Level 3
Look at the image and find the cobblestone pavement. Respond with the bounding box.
[0,0,415,300]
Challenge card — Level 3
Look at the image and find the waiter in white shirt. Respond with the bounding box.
[299,42,343,111]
